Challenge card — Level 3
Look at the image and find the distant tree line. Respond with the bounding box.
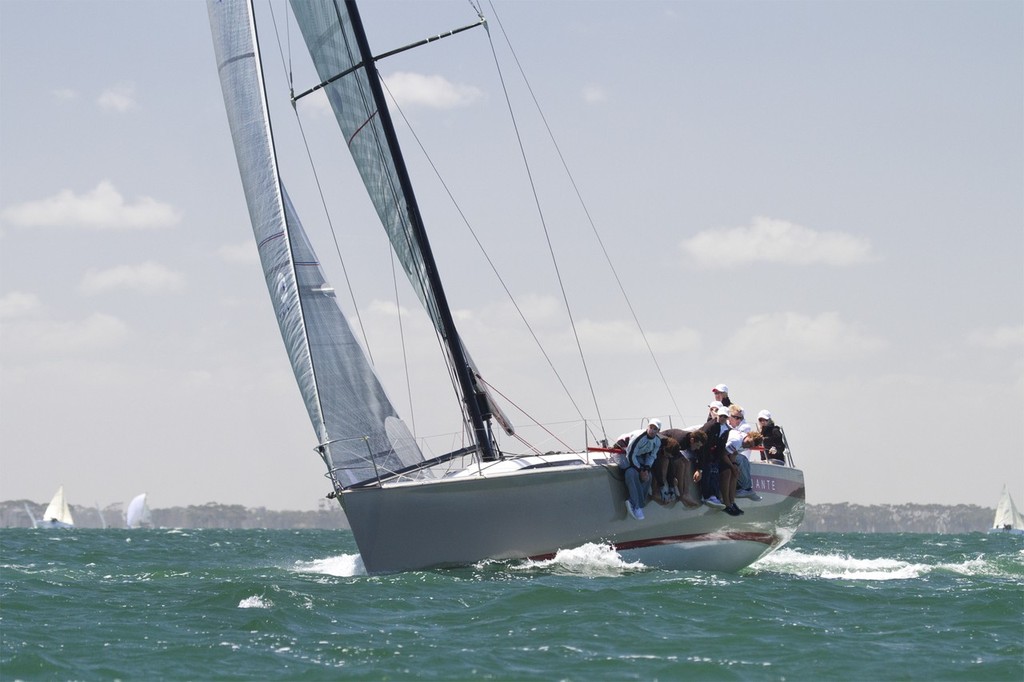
[1,499,994,533]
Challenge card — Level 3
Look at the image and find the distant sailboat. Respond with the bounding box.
[36,485,74,529]
[125,493,152,529]
[990,486,1024,535]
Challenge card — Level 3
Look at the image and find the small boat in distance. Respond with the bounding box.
[125,493,152,529]
[35,485,74,529]
[990,486,1024,535]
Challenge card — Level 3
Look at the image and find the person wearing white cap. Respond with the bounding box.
[705,400,724,424]
[757,410,789,465]
[712,384,732,408]
[618,418,662,520]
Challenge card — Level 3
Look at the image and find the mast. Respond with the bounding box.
[345,0,496,461]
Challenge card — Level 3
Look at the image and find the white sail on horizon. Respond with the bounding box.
[126,493,151,529]
[40,485,74,527]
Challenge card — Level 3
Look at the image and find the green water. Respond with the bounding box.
[2,530,1021,680]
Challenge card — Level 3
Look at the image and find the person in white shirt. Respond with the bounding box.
[726,430,763,503]
[726,404,752,434]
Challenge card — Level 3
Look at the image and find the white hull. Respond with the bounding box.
[35,519,74,529]
[341,457,804,574]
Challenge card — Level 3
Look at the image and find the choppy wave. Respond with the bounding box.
[514,542,645,576]
[756,546,1024,581]
[290,553,365,577]
[237,595,273,608]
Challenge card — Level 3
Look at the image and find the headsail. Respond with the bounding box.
[42,485,74,526]
[209,0,423,487]
[288,0,512,450]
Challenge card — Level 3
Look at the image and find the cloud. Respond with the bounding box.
[582,85,608,103]
[966,324,1024,349]
[383,72,482,109]
[0,181,180,230]
[219,242,259,264]
[0,312,130,355]
[0,292,42,319]
[726,311,886,361]
[80,262,185,295]
[680,216,875,268]
[52,88,77,101]
[97,83,138,112]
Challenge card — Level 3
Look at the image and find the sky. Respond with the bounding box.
[1,0,1021,514]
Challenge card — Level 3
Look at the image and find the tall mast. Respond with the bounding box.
[345,0,496,461]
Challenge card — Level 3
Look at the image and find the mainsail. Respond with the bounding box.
[42,485,74,526]
[209,0,423,487]
[288,0,512,451]
[993,486,1024,530]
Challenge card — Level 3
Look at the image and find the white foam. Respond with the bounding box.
[516,542,644,576]
[238,595,273,608]
[291,554,366,577]
[756,548,928,580]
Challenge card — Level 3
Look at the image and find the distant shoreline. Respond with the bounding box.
[2,499,995,533]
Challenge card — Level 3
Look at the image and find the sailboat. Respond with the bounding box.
[35,485,74,529]
[125,493,152,529]
[990,486,1024,535]
[208,0,806,574]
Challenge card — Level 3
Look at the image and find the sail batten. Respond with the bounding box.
[209,0,424,488]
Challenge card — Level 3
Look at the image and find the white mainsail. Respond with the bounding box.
[126,493,151,529]
[992,486,1024,531]
[40,485,74,527]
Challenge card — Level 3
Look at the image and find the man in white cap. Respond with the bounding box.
[757,410,789,464]
[619,418,662,520]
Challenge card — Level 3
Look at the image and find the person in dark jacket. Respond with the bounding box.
[757,410,788,465]
[698,410,732,509]
[656,428,706,507]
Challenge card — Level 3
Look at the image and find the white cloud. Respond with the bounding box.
[383,72,482,109]
[80,262,185,295]
[219,242,259,264]
[680,216,875,268]
[0,312,130,355]
[582,85,608,103]
[0,181,180,230]
[726,311,886,361]
[97,83,138,112]
[967,324,1024,349]
[52,88,77,101]
[0,292,42,319]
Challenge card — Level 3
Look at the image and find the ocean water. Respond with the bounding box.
[1,530,1021,681]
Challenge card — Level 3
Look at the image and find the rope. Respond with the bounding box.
[481,2,608,443]
[378,76,602,446]
[486,0,684,422]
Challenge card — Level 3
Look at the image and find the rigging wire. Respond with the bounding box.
[378,77,599,445]
[264,0,377,366]
[486,0,684,422]
[389,248,416,435]
[479,7,609,443]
